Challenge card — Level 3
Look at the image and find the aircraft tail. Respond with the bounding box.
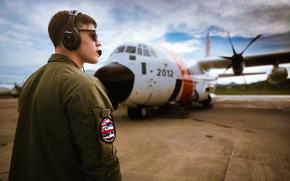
[205,32,211,58]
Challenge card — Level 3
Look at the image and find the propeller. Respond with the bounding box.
[220,33,262,74]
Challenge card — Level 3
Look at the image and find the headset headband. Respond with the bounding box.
[67,10,80,26]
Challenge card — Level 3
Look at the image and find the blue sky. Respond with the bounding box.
[1,0,290,85]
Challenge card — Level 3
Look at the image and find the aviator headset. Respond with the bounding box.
[60,10,102,56]
[60,10,81,50]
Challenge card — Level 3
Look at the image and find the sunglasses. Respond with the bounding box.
[78,29,98,42]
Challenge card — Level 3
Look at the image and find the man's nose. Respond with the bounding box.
[95,40,101,47]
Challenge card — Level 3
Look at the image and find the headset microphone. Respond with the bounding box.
[97,50,102,57]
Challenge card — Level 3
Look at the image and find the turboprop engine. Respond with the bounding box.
[267,66,288,84]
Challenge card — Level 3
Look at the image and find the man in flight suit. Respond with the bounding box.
[9,10,121,181]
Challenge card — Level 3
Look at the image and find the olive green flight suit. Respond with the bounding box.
[9,54,121,181]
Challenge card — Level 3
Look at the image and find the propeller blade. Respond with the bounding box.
[240,34,262,55]
[222,64,232,74]
[227,32,237,55]
[220,56,232,60]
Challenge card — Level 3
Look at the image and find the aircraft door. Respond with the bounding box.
[133,60,155,105]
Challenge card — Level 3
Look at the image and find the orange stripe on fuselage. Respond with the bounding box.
[164,49,195,102]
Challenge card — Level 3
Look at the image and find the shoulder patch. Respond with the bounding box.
[100,118,116,143]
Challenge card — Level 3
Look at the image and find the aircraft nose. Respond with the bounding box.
[95,62,134,106]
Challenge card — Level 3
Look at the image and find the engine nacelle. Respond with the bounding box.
[232,60,245,75]
[267,67,288,84]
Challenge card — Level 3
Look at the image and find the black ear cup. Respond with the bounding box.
[60,10,81,50]
[60,25,80,50]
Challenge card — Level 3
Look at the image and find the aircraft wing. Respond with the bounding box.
[198,51,290,71]
[198,58,230,71]
[185,72,266,82]
[189,74,218,82]
[218,72,266,78]
[244,52,290,66]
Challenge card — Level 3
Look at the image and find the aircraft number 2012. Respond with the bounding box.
[157,68,173,77]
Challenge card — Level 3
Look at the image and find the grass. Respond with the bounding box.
[215,79,290,95]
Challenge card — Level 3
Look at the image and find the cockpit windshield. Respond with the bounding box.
[125,46,136,54]
[112,46,125,54]
[111,44,157,58]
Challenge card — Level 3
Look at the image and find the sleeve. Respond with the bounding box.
[67,105,107,180]
[63,75,115,180]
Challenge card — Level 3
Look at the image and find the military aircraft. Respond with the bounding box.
[94,34,290,119]
[0,83,22,97]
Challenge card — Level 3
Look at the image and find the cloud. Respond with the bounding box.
[0,0,290,84]
[157,40,200,53]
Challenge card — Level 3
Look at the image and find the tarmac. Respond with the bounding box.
[0,96,290,181]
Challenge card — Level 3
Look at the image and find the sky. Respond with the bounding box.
[1,0,290,85]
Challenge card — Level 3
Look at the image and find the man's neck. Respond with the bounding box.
[55,47,84,69]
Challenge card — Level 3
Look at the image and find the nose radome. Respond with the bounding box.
[95,62,134,106]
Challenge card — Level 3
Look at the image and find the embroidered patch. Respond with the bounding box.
[100,118,116,143]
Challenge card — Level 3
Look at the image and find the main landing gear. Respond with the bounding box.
[127,95,213,119]
[198,95,212,108]
[127,106,148,119]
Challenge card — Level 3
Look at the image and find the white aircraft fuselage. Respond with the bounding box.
[95,41,290,119]
[96,43,215,118]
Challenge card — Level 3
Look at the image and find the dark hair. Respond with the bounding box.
[48,10,97,47]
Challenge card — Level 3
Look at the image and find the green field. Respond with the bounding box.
[215,79,290,95]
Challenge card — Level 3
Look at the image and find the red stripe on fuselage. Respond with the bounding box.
[164,49,195,101]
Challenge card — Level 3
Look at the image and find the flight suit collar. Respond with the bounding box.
[48,53,80,69]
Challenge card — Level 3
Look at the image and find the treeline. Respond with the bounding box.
[215,79,290,95]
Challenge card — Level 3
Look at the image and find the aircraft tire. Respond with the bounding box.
[128,106,147,119]
[199,95,212,108]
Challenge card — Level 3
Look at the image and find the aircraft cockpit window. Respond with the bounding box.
[149,47,157,57]
[126,46,136,54]
[137,47,142,55]
[142,44,148,49]
[143,49,150,57]
[113,46,125,54]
